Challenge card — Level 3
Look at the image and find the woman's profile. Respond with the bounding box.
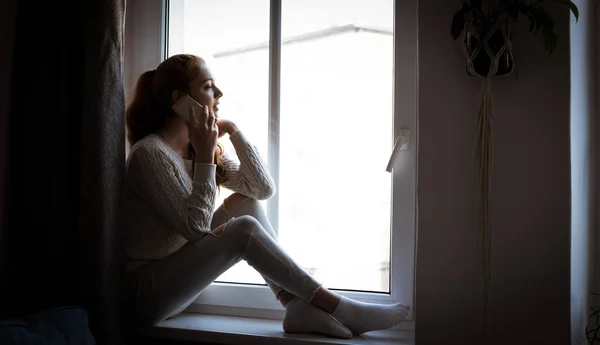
[123,53,409,338]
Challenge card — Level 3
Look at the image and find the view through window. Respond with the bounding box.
[168,0,394,293]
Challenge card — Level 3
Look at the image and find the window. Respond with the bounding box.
[125,0,417,330]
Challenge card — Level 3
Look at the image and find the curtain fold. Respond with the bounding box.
[2,0,126,344]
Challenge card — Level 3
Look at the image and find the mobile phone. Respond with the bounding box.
[172,94,205,122]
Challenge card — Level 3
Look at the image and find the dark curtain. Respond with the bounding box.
[1,0,126,344]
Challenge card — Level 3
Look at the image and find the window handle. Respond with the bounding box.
[386,128,410,173]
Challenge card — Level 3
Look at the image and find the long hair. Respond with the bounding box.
[125,54,227,185]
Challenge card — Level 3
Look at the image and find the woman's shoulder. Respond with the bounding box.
[127,134,174,165]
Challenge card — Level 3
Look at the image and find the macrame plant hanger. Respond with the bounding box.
[461,15,514,342]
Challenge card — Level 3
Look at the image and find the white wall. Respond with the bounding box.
[416,1,571,344]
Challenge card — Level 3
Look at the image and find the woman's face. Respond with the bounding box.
[186,62,223,117]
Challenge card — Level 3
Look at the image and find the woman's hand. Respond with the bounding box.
[216,119,239,138]
[186,105,218,164]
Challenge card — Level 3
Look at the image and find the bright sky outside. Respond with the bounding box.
[181,0,393,53]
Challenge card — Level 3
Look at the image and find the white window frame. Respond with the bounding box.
[124,0,418,332]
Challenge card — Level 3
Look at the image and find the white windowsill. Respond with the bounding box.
[139,313,415,345]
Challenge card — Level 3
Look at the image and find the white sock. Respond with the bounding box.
[283,298,352,339]
[332,296,410,335]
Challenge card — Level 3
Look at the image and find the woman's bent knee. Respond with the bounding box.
[217,216,264,253]
[225,215,261,236]
[224,193,253,212]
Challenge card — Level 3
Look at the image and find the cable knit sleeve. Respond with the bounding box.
[128,146,216,241]
[221,131,276,200]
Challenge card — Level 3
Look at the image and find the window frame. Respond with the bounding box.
[124,0,418,332]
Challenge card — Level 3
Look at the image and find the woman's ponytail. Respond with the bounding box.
[126,69,161,146]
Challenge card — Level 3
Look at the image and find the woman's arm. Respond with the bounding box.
[221,130,276,200]
[128,146,217,241]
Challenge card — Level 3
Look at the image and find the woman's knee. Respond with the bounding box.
[225,215,261,237]
[224,193,254,212]
[219,214,277,249]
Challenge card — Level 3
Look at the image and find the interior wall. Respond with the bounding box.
[416,2,571,344]
[124,0,163,156]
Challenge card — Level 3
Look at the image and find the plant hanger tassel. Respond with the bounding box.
[461,18,514,341]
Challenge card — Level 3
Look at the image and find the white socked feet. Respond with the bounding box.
[283,298,352,339]
[332,296,410,335]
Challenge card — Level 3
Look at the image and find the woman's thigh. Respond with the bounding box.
[129,222,241,323]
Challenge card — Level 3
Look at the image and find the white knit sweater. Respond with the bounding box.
[123,131,276,271]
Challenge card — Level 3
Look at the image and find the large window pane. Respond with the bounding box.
[278,0,394,293]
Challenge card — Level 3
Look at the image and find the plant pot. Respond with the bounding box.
[464,25,514,78]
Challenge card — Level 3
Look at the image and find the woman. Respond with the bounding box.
[123,54,409,338]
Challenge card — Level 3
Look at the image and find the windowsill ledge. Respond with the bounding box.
[139,313,415,345]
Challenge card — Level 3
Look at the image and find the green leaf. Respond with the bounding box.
[551,0,579,22]
[451,8,467,40]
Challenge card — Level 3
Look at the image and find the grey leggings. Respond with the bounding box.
[126,197,321,325]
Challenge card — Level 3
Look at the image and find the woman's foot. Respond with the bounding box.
[331,296,410,335]
[283,298,352,339]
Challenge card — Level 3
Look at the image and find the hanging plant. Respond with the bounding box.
[449,0,579,76]
[445,0,579,343]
